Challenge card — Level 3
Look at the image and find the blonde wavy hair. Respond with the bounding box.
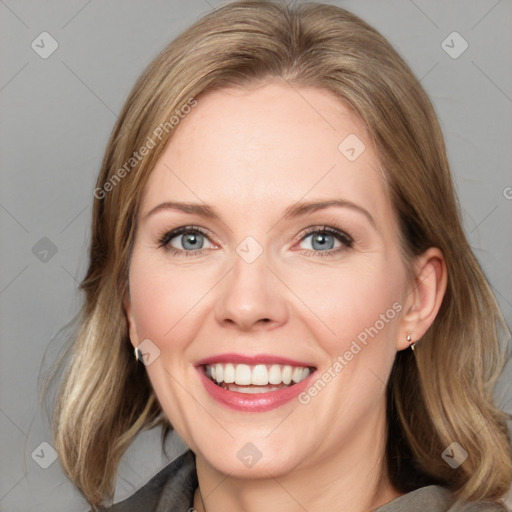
[50,0,512,508]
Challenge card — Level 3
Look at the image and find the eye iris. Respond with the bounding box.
[182,232,203,250]
[312,233,334,250]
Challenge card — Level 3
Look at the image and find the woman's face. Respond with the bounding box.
[125,81,411,478]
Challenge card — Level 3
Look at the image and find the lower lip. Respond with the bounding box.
[197,367,316,412]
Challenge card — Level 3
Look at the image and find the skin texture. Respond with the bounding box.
[124,81,447,512]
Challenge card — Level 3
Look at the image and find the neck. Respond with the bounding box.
[193,400,402,512]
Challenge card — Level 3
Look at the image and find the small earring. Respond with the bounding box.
[406,334,416,351]
[134,346,143,362]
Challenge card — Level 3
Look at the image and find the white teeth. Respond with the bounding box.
[224,363,235,383]
[282,365,292,385]
[251,364,268,385]
[292,366,303,383]
[215,363,223,384]
[268,364,281,385]
[225,384,288,394]
[235,364,252,385]
[205,362,313,387]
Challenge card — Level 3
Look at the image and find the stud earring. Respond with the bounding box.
[406,334,417,351]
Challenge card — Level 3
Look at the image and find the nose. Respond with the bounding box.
[214,250,289,332]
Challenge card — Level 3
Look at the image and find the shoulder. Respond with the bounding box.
[374,486,508,512]
[95,450,197,512]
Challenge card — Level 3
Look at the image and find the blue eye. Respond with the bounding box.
[157,225,353,258]
[297,227,353,256]
[158,227,214,253]
[302,232,337,251]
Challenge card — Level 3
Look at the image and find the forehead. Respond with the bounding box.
[140,81,392,226]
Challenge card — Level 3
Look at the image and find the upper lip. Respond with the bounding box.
[196,353,315,368]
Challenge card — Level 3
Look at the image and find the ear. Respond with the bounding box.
[397,247,447,351]
[123,290,140,350]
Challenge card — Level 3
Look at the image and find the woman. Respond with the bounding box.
[52,1,512,510]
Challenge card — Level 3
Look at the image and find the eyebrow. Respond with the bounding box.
[283,199,376,228]
[143,199,376,228]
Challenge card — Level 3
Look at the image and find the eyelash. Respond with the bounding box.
[157,225,212,257]
[156,225,354,258]
[297,225,354,257]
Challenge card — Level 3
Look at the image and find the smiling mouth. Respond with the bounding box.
[204,363,316,394]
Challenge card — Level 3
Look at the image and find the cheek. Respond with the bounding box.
[128,255,212,336]
[127,257,211,427]
[289,257,405,360]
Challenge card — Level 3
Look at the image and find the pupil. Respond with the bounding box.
[312,234,334,251]
[183,233,202,250]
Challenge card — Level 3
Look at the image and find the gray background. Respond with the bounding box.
[1,1,511,510]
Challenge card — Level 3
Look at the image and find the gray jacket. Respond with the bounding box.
[98,450,507,511]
